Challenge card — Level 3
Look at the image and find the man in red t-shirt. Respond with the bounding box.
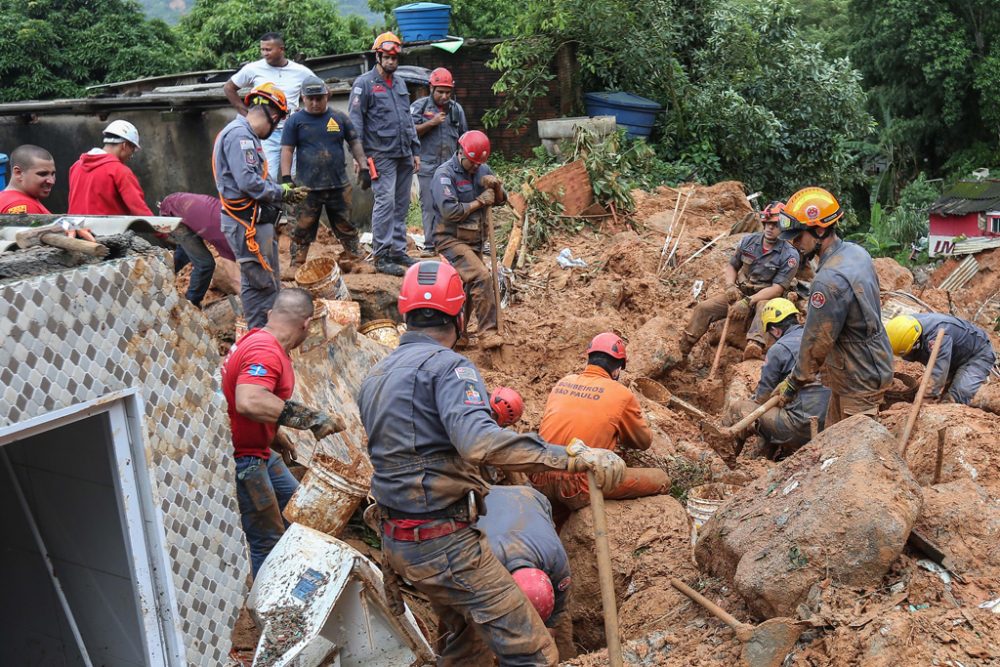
[221,288,346,575]
[0,144,56,214]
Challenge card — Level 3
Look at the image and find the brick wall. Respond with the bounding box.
[404,40,560,157]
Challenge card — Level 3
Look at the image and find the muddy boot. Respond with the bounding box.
[477,330,505,349]
[340,236,361,258]
[421,245,437,257]
[743,341,764,361]
[374,256,406,277]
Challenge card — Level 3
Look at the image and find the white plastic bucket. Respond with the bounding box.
[686,483,740,546]
[283,454,370,537]
[295,257,351,301]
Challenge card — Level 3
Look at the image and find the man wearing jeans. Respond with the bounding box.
[221,288,346,576]
[159,192,231,308]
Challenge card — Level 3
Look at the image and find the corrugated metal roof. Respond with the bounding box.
[929,179,1000,215]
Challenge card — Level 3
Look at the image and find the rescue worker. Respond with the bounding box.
[0,144,56,214]
[490,386,525,427]
[159,193,232,308]
[358,260,625,667]
[221,288,346,576]
[280,75,367,269]
[349,32,421,276]
[213,83,308,329]
[885,313,996,405]
[432,130,506,348]
[773,187,893,423]
[530,333,670,524]
[411,67,468,256]
[478,485,575,661]
[725,298,831,459]
[679,201,799,361]
[68,120,152,216]
[224,32,316,181]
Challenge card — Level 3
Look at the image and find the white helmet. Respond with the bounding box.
[103,119,140,149]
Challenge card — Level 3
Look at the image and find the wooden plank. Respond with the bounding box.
[532,160,594,217]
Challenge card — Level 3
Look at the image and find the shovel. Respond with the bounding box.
[720,395,782,438]
[588,470,624,667]
[633,377,724,437]
[670,578,804,667]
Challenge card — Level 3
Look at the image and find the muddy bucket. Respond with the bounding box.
[359,318,402,347]
[686,483,741,546]
[283,453,370,537]
[295,257,351,301]
[234,316,248,340]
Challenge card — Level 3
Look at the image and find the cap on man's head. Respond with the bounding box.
[302,75,329,97]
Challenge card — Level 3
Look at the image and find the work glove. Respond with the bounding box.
[771,377,800,407]
[728,297,751,321]
[359,169,372,191]
[566,441,626,492]
[476,188,496,207]
[282,183,309,204]
[277,400,347,439]
[725,284,743,304]
[281,175,294,185]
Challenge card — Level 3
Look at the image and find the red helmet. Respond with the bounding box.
[458,130,491,165]
[761,201,784,224]
[398,261,466,317]
[489,387,524,426]
[585,332,627,361]
[512,568,555,621]
[429,67,454,88]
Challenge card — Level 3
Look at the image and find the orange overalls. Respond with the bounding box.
[530,366,669,520]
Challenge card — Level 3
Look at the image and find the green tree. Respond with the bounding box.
[178,0,370,70]
[0,0,184,102]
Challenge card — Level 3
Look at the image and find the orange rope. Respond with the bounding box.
[211,130,273,272]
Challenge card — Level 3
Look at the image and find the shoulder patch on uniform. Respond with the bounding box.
[464,382,484,405]
[439,176,451,184]
[557,576,572,591]
[787,256,798,268]
[809,291,826,309]
[454,367,477,381]
[244,149,257,166]
[239,139,254,149]
[247,363,268,377]
[353,86,362,95]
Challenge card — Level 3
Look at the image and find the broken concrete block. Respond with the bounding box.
[695,415,923,619]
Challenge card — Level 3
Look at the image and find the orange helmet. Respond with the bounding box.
[779,187,842,240]
[760,201,784,224]
[244,82,288,117]
[372,32,402,55]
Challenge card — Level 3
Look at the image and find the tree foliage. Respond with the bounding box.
[178,0,370,70]
[486,0,873,197]
[0,0,184,102]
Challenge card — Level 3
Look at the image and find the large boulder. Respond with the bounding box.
[560,494,696,651]
[694,415,923,619]
[874,257,914,292]
[627,316,681,379]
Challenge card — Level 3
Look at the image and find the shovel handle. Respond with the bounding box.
[708,315,731,380]
[670,578,752,638]
[588,472,624,667]
[899,328,946,455]
[722,395,782,437]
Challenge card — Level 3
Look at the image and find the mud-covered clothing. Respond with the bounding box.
[359,330,568,515]
[280,108,357,190]
[68,149,152,216]
[479,486,571,626]
[437,238,498,332]
[349,69,419,159]
[905,313,996,404]
[0,189,50,214]
[160,192,232,260]
[412,96,467,246]
[792,238,893,413]
[290,185,356,249]
[729,233,800,291]
[214,115,284,327]
[685,291,768,347]
[235,451,298,577]
[755,324,831,433]
[531,365,666,507]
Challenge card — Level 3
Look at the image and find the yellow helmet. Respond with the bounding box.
[760,297,799,329]
[779,186,843,240]
[885,315,922,355]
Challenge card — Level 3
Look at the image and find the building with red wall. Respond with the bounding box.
[928,180,1000,256]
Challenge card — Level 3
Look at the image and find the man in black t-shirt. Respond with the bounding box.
[280,75,367,269]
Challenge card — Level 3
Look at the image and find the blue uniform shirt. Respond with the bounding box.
[905,313,996,398]
[793,238,894,396]
[755,324,831,428]
[358,331,568,514]
[431,154,501,241]
[479,485,571,626]
[410,96,468,176]
[729,233,800,289]
[348,68,419,159]
[213,115,283,204]
[280,108,358,190]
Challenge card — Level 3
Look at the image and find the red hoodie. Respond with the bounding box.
[68,149,152,216]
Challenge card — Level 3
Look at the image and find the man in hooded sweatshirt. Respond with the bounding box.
[68,120,152,216]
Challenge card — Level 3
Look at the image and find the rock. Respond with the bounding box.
[874,257,914,292]
[211,256,241,295]
[724,359,765,407]
[694,415,923,619]
[628,316,681,378]
[915,479,1000,573]
[343,273,402,323]
[561,494,696,651]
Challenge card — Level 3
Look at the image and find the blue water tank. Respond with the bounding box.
[0,153,7,190]
[394,2,451,42]
[584,91,663,139]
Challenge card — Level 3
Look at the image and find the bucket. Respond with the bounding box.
[296,257,351,301]
[393,2,451,42]
[234,317,248,340]
[359,318,402,347]
[324,299,361,329]
[583,91,663,139]
[283,452,371,537]
[686,483,741,546]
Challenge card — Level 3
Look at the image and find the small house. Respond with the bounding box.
[928,179,1000,256]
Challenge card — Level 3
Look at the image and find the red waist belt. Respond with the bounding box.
[383,518,470,542]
